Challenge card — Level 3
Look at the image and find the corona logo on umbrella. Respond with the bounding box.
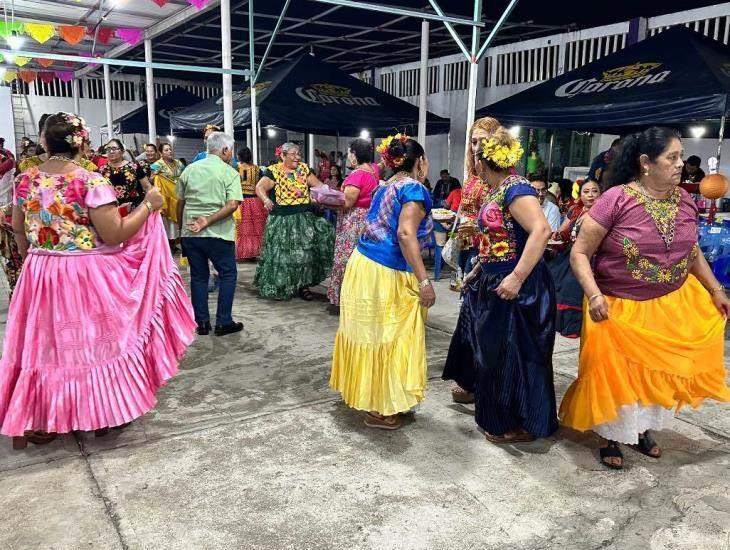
[296,82,380,106]
[218,81,272,105]
[555,61,671,98]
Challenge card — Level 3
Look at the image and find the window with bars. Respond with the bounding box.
[496,45,561,86]
[443,60,469,91]
[398,68,420,97]
[380,72,396,95]
[428,65,439,94]
[564,34,626,73]
[33,78,74,98]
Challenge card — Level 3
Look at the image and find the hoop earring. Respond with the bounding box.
[416,169,425,180]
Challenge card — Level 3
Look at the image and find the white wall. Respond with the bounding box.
[0,87,15,154]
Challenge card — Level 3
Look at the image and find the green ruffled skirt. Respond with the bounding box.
[254,211,335,300]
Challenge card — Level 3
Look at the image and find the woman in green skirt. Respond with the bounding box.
[254,142,335,300]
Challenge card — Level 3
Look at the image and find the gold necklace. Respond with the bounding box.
[48,155,83,168]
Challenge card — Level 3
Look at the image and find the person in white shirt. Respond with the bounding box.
[530,177,561,231]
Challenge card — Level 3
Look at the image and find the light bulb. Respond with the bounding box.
[6,34,24,50]
[360,129,370,139]
[266,128,276,138]
[689,126,706,139]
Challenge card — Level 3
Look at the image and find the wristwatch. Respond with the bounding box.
[419,278,432,289]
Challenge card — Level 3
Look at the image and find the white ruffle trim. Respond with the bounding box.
[594,404,675,445]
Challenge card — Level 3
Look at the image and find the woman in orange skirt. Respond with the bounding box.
[560,127,730,469]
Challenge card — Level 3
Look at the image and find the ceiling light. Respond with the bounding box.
[689,126,706,139]
[3,53,14,64]
[509,125,521,137]
[167,135,175,141]
[266,128,276,138]
[6,33,24,50]
[360,129,370,139]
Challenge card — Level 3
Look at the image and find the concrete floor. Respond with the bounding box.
[0,261,729,550]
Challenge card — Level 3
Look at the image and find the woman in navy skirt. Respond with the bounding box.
[443,124,558,442]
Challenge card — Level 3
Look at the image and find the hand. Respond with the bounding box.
[262,198,275,212]
[144,187,164,211]
[588,295,609,322]
[711,289,730,319]
[495,273,522,300]
[187,216,209,233]
[419,283,436,308]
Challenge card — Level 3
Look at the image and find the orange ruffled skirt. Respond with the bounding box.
[559,276,730,444]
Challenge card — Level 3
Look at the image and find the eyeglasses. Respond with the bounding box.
[106,146,121,152]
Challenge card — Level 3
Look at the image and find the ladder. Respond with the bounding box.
[11,92,27,146]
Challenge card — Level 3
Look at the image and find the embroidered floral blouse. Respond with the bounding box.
[588,184,699,301]
[262,162,312,215]
[14,166,118,254]
[476,175,538,273]
[457,175,489,249]
[100,161,147,207]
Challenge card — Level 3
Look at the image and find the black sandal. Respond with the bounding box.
[599,441,624,470]
[637,431,662,458]
[299,288,314,301]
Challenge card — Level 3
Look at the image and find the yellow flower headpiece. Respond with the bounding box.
[480,137,524,169]
[377,132,409,169]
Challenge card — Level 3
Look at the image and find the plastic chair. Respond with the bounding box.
[712,256,730,289]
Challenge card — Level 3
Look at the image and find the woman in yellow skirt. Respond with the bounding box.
[330,134,436,430]
[561,127,730,469]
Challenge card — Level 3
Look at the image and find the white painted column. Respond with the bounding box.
[144,39,157,143]
[250,87,258,164]
[72,78,81,115]
[221,0,234,136]
[307,133,314,167]
[103,64,113,140]
[417,20,429,145]
[464,60,479,159]
[246,128,252,149]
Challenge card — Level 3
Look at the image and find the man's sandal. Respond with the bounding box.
[451,387,475,404]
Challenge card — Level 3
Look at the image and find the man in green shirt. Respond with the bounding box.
[177,132,243,336]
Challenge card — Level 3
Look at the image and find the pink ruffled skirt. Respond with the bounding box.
[0,213,196,436]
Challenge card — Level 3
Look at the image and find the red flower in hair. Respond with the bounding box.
[275,145,284,159]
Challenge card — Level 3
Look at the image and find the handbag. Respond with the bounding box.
[441,205,462,270]
[311,185,346,206]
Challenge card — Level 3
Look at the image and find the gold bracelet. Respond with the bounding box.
[588,293,603,303]
[711,286,725,295]
[511,269,525,284]
[144,200,153,214]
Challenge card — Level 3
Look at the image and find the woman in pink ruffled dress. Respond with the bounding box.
[0,112,196,450]
[327,139,379,308]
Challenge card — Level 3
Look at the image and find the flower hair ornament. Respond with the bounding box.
[61,113,90,148]
[275,144,284,159]
[203,124,221,137]
[376,132,409,169]
[480,136,524,169]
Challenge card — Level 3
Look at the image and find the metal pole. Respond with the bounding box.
[464,0,482,171]
[103,63,113,140]
[255,0,292,84]
[475,0,520,61]
[246,128,252,149]
[546,131,555,182]
[249,0,258,164]
[144,39,157,143]
[72,78,81,115]
[418,20,429,145]
[311,0,484,27]
[221,0,234,136]
[717,115,726,165]
[426,0,471,61]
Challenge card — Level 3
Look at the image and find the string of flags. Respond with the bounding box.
[0,21,146,48]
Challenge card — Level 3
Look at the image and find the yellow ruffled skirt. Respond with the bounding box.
[329,249,428,416]
[560,276,730,442]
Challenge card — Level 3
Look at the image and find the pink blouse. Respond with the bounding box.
[588,184,699,301]
[343,163,379,209]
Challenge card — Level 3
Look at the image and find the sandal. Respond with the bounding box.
[599,441,624,470]
[637,431,662,458]
[451,387,475,404]
[485,430,536,444]
[299,288,314,301]
[364,412,402,431]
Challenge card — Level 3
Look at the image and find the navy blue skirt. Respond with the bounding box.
[547,250,583,339]
[444,261,558,438]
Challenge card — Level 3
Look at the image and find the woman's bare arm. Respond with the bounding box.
[570,214,609,321]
